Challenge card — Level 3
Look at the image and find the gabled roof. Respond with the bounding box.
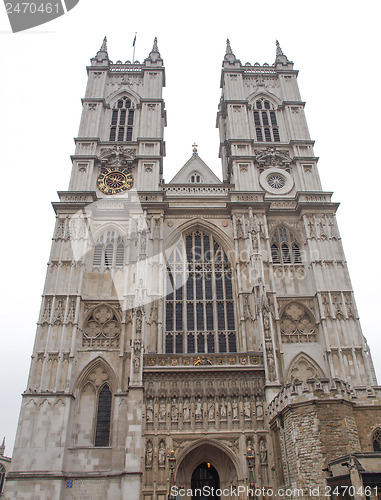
[169,153,222,184]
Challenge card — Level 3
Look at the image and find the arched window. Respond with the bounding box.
[254,99,280,142]
[94,384,112,447]
[373,429,381,451]
[0,464,5,497]
[92,231,125,269]
[190,172,203,183]
[271,226,302,265]
[109,96,135,142]
[165,231,237,353]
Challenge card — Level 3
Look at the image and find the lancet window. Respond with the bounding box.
[93,230,125,269]
[109,96,135,142]
[94,384,112,447]
[373,429,381,452]
[271,226,302,265]
[254,98,280,143]
[165,231,237,354]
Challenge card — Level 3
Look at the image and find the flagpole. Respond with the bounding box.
[132,32,137,62]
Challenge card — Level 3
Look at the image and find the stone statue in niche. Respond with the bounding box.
[208,402,215,421]
[145,441,153,468]
[259,438,267,464]
[220,398,227,420]
[159,400,166,421]
[232,399,239,420]
[158,441,166,467]
[171,398,179,421]
[243,397,251,419]
[256,402,264,419]
[195,398,203,420]
[146,399,154,422]
[183,398,191,421]
[133,355,140,373]
[236,217,244,239]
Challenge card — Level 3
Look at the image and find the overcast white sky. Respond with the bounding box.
[0,0,380,456]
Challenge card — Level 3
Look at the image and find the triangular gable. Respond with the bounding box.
[169,153,222,184]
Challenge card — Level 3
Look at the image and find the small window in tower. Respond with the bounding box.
[93,244,102,266]
[256,128,263,141]
[125,99,131,108]
[109,127,116,141]
[117,100,123,108]
[94,384,112,447]
[111,110,118,126]
[166,303,174,331]
[117,127,124,141]
[373,430,381,451]
[128,110,134,126]
[262,112,269,126]
[254,111,261,126]
[104,243,114,267]
[126,127,133,141]
[273,128,280,142]
[270,111,278,126]
[271,244,281,264]
[292,243,302,263]
[119,110,126,126]
[265,128,271,142]
[176,303,183,331]
[256,100,262,109]
[282,243,291,263]
[264,101,271,109]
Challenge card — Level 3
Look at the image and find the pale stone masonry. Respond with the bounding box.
[4,38,381,500]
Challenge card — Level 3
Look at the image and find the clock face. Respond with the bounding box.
[97,167,134,195]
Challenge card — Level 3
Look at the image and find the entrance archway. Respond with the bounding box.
[175,440,240,499]
[191,462,220,499]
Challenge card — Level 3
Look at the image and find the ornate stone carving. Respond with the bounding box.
[99,145,136,168]
[158,440,166,468]
[254,147,292,168]
[280,302,316,343]
[145,440,153,468]
[82,304,121,348]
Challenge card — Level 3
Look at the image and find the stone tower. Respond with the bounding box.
[5,39,381,500]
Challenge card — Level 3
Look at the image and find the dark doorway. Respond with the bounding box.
[191,462,220,499]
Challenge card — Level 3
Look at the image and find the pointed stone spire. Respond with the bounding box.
[223,38,240,66]
[0,437,5,456]
[226,38,233,55]
[91,35,109,66]
[275,40,293,67]
[145,37,163,66]
[100,36,107,53]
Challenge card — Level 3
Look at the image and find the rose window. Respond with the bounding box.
[267,173,286,189]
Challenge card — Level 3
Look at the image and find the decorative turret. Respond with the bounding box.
[90,35,109,66]
[274,39,293,68]
[145,36,163,66]
[223,38,240,67]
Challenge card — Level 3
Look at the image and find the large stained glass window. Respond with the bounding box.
[165,231,237,353]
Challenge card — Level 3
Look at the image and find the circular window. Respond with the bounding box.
[259,167,294,195]
[267,173,286,189]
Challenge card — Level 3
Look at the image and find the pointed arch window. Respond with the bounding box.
[92,231,125,269]
[165,231,237,353]
[254,99,280,142]
[94,384,112,447]
[271,226,302,265]
[190,172,204,183]
[0,464,5,497]
[109,96,135,142]
[373,429,381,452]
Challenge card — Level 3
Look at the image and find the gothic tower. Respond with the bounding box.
[5,39,381,500]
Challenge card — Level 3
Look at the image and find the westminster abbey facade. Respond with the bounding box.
[4,39,381,500]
